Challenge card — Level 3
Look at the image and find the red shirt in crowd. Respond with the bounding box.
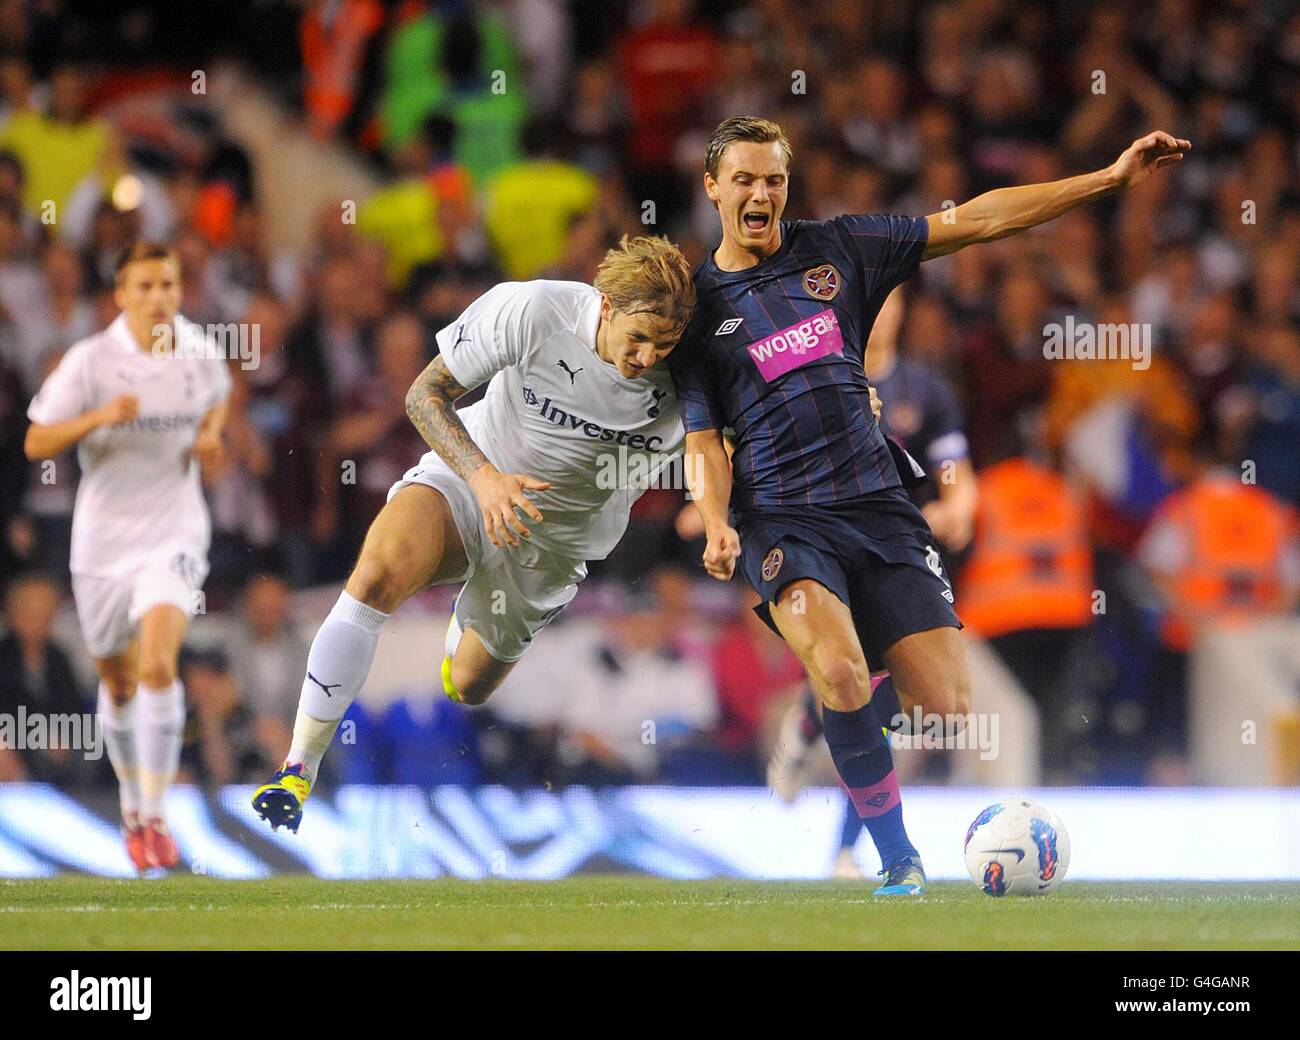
[617,20,719,169]
[710,617,805,752]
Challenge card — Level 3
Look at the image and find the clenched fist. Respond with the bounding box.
[703,525,741,581]
[97,394,139,427]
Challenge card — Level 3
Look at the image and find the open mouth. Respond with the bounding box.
[743,211,770,232]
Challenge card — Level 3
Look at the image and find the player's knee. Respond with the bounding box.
[915,670,971,721]
[137,657,176,690]
[347,549,412,613]
[100,674,135,703]
[945,661,972,718]
[451,670,498,707]
[808,647,870,712]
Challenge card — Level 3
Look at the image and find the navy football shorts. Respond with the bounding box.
[736,485,962,666]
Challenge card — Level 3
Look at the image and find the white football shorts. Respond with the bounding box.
[388,456,586,663]
[72,552,209,659]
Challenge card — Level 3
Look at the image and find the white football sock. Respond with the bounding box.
[135,680,185,821]
[286,591,389,783]
[445,608,463,658]
[97,683,140,824]
[286,710,343,787]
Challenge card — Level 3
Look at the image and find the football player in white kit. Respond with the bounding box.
[24,242,231,870]
[252,235,695,831]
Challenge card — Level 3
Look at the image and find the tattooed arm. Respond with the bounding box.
[404,354,490,479]
[405,354,551,548]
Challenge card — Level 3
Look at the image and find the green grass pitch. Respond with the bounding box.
[3,876,1298,950]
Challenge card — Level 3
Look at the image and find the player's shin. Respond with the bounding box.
[285,590,390,783]
[135,679,184,822]
[797,686,822,742]
[869,672,905,733]
[822,701,919,869]
[839,794,864,852]
[97,683,141,825]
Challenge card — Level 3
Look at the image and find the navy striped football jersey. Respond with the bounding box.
[669,214,929,509]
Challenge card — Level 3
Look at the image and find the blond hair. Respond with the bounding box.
[705,116,792,179]
[593,234,695,329]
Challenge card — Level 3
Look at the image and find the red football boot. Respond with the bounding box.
[142,819,179,869]
[124,821,149,872]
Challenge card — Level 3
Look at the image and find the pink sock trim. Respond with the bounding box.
[843,771,901,818]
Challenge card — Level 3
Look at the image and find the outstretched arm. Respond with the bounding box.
[405,354,550,549]
[922,130,1190,260]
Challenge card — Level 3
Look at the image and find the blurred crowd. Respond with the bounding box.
[1,0,1299,789]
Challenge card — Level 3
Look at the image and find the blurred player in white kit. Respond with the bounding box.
[24,242,231,871]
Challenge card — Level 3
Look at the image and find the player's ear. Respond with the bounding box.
[704,172,720,205]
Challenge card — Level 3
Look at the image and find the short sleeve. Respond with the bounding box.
[435,281,536,390]
[832,213,929,302]
[668,336,724,434]
[208,357,232,410]
[921,371,969,466]
[27,346,91,425]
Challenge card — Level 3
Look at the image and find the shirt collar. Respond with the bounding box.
[107,313,185,357]
[577,289,601,357]
[107,313,145,355]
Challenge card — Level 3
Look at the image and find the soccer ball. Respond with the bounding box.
[963,798,1070,896]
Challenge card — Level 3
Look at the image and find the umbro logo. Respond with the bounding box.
[865,791,891,808]
[715,318,744,336]
[557,359,583,384]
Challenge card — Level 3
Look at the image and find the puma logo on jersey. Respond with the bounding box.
[716,318,744,336]
[557,359,584,384]
[451,323,470,351]
[647,387,667,418]
[307,672,342,697]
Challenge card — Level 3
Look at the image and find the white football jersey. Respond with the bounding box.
[27,313,232,579]
[435,280,684,560]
